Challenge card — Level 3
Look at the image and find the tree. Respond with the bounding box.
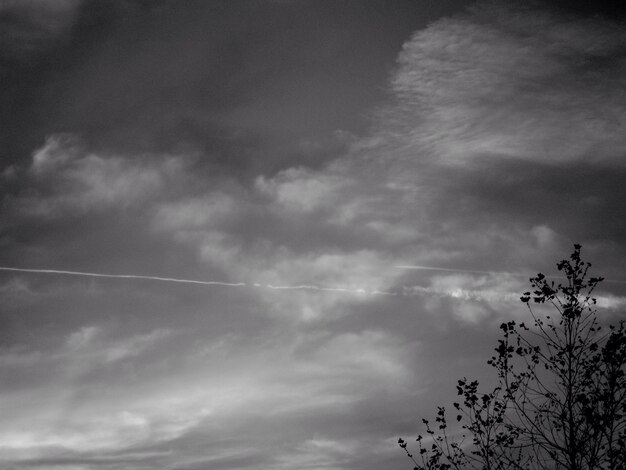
[399,245,625,470]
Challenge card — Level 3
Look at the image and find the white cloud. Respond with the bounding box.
[11,134,185,218]
[153,193,240,231]
[303,330,411,385]
[0,348,44,369]
[0,277,35,296]
[255,166,349,213]
[402,273,524,323]
[275,437,358,470]
[66,325,100,351]
[531,224,557,249]
[594,293,626,310]
[0,326,180,458]
[0,324,417,466]
[0,325,172,383]
[64,326,172,366]
[387,3,626,166]
[242,249,400,321]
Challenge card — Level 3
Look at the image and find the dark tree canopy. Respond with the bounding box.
[399,245,626,470]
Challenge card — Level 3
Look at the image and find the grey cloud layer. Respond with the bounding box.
[0,0,81,67]
[1,2,625,470]
[0,0,430,173]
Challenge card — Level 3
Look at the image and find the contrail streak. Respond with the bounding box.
[264,284,398,296]
[0,266,526,301]
[394,265,523,277]
[0,266,393,295]
[394,265,626,284]
[1,266,624,301]
[394,265,564,282]
[0,267,246,287]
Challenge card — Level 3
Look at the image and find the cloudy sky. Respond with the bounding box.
[1,1,625,469]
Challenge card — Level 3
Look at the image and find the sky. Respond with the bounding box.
[0,1,625,469]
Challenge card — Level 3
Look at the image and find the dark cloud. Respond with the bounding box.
[451,159,626,243]
[0,0,81,165]
[541,0,626,18]
[0,0,462,176]
[0,0,80,66]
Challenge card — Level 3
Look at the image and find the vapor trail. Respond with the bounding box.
[1,266,623,300]
[0,266,404,297]
[264,284,397,296]
[0,267,246,287]
[394,264,626,284]
[394,265,531,277]
[0,266,391,295]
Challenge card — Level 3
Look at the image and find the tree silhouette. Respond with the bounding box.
[399,245,625,470]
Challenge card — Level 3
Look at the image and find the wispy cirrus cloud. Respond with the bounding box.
[387,2,626,166]
[0,323,416,468]
[0,325,178,460]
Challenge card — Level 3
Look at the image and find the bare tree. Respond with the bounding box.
[399,245,625,470]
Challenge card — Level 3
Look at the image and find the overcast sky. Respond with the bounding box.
[1,1,625,469]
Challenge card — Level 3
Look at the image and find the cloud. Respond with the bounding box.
[0,0,424,175]
[153,193,241,232]
[64,325,172,365]
[145,0,626,320]
[0,0,81,67]
[255,166,350,214]
[1,2,625,470]
[3,134,187,220]
[0,325,178,460]
[387,2,626,166]
[0,325,172,381]
[301,330,411,385]
[0,324,416,469]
